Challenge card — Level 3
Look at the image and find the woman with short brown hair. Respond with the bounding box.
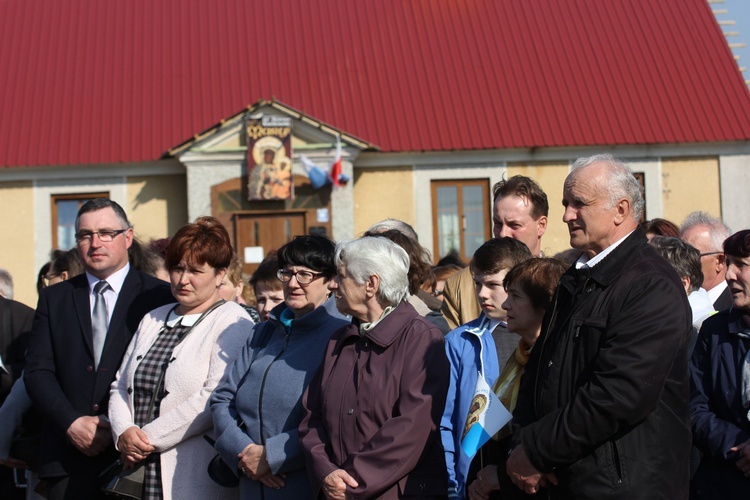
[109,216,253,499]
[468,258,566,500]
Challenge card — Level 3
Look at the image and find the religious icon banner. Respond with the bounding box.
[246,115,293,201]
[461,372,512,459]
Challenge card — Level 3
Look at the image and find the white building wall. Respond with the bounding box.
[720,154,750,232]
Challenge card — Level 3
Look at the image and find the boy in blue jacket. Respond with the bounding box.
[440,238,532,499]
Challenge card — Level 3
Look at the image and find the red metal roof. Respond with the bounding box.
[1,0,749,167]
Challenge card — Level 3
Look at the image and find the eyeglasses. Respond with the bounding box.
[699,251,722,258]
[276,269,324,285]
[75,229,128,243]
[42,273,60,287]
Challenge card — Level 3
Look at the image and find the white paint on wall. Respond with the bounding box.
[720,154,750,231]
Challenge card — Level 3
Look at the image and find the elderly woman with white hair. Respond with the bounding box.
[299,236,450,499]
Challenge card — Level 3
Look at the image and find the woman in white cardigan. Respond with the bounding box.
[109,217,253,499]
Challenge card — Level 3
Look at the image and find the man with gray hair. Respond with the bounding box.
[0,267,33,401]
[680,211,732,311]
[367,218,420,241]
[650,236,715,335]
[0,268,34,499]
[0,268,13,300]
[507,154,691,498]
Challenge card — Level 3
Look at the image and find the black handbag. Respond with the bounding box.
[99,368,160,500]
[204,434,239,488]
[100,459,146,500]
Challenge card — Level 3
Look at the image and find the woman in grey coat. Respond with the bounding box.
[210,235,349,499]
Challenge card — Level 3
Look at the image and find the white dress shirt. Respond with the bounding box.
[86,263,130,324]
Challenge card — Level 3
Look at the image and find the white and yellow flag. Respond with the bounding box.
[460,371,512,458]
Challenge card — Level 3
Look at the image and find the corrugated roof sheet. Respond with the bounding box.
[1,0,749,166]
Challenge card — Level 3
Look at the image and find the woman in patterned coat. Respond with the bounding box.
[108,217,253,499]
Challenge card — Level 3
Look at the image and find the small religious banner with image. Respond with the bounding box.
[246,115,293,201]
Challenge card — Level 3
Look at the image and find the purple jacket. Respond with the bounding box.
[300,301,449,499]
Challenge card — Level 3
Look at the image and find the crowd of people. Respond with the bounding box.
[0,153,747,499]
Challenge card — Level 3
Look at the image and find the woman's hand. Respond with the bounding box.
[117,426,154,465]
[237,444,287,488]
[237,443,271,479]
[468,465,500,500]
[322,469,359,500]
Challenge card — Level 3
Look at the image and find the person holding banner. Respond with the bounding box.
[300,236,449,499]
[467,258,566,500]
[440,238,533,499]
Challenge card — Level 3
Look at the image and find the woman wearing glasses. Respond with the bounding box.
[43,248,84,287]
[211,234,349,499]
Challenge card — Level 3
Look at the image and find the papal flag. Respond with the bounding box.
[299,154,329,190]
[460,372,512,459]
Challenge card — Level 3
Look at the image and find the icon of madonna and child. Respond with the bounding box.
[248,136,293,200]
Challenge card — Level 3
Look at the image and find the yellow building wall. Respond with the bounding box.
[127,174,188,241]
[353,167,414,236]
[0,181,37,307]
[507,162,571,256]
[661,157,721,224]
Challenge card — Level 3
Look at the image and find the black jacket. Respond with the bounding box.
[0,296,34,402]
[513,228,692,499]
[713,286,733,312]
[689,309,750,499]
[24,269,173,477]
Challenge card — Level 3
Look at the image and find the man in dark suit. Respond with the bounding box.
[0,292,34,500]
[0,293,34,403]
[680,211,733,312]
[24,199,173,499]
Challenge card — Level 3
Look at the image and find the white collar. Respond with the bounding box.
[706,280,728,304]
[575,230,635,269]
[85,263,130,294]
[166,308,202,327]
[688,288,716,325]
